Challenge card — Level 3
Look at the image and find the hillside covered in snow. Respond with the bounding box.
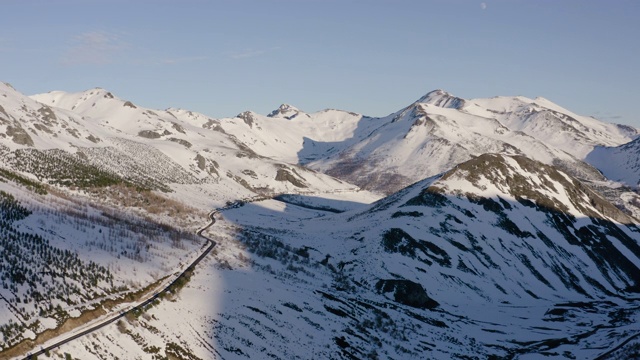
[1,82,639,359]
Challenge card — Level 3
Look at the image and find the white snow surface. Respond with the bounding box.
[586,137,640,186]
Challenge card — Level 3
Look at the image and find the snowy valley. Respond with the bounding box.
[1,82,640,359]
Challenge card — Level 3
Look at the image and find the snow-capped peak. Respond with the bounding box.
[415,89,465,109]
[30,87,126,114]
[267,103,301,119]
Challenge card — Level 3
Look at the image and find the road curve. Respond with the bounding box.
[21,210,219,360]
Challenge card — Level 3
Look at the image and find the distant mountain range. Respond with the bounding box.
[2,83,631,192]
[1,82,640,359]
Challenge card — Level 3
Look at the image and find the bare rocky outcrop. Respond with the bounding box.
[86,134,101,143]
[375,279,439,309]
[138,130,162,139]
[237,111,257,128]
[168,137,192,148]
[6,125,34,146]
[171,122,186,134]
[275,168,307,188]
[195,153,218,176]
[123,101,137,109]
[37,106,57,124]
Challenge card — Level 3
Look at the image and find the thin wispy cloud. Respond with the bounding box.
[228,46,281,60]
[229,49,266,59]
[60,31,128,65]
[160,55,209,65]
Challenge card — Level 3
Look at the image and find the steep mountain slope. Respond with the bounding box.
[77,152,630,360]
[351,153,639,299]
[587,136,640,187]
[33,90,367,166]
[0,176,208,355]
[0,83,105,151]
[306,91,619,194]
[209,153,640,359]
[2,84,360,203]
[18,153,640,360]
[77,154,640,359]
[468,93,637,158]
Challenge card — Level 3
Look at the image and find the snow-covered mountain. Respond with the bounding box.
[304,90,638,194]
[587,136,640,187]
[122,87,635,195]
[31,88,366,166]
[1,83,360,204]
[343,153,640,299]
[28,86,639,196]
[72,153,638,359]
[7,152,637,360]
[205,153,640,359]
[2,82,640,359]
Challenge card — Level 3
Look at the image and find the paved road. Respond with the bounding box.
[21,210,219,360]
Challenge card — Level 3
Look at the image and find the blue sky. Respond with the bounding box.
[2,0,639,125]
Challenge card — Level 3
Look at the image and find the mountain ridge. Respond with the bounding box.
[216,152,640,358]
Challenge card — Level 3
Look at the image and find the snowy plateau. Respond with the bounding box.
[0,81,639,359]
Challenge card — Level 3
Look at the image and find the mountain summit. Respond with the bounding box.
[267,103,302,119]
[415,89,466,109]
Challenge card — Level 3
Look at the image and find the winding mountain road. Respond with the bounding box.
[21,210,219,360]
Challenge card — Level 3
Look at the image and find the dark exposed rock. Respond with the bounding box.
[195,154,206,171]
[86,134,101,143]
[123,101,137,108]
[6,125,34,146]
[194,153,218,176]
[237,111,256,128]
[275,168,307,188]
[168,137,192,148]
[33,123,53,134]
[375,279,439,309]
[138,130,162,139]
[405,187,449,207]
[382,228,451,266]
[171,122,186,134]
[0,105,10,124]
[242,169,258,179]
[37,106,57,124]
